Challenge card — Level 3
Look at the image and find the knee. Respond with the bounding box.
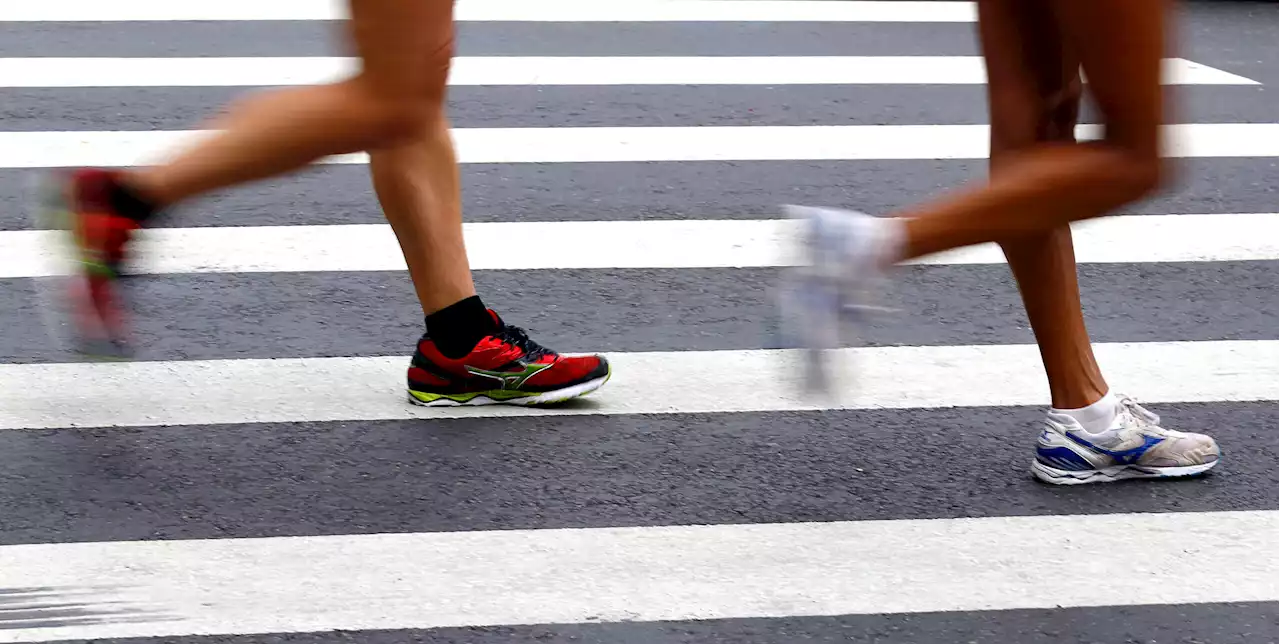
[352,52,452,147]
[1095,120,1165,202]
[1101,147,1165,202]
[1039,78,1165,202]
[365,95,444,146]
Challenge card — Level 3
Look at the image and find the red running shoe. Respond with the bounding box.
[33,169,141,359]
[408,311,611,406]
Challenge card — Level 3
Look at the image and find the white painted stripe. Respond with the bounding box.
[0,56,1257,87]
[1,123,1274,169]
[1,340,1273,430]
[0,0,978,23]
[0,510,1274,642]
[3,214,1275,278]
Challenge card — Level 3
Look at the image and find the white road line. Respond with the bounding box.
[1,340,1273,430]
[0,510,1274,642]
[1,123,1274,169]
[0,56,1257,87]
[3,214,1275,278]
[0,0,979,23]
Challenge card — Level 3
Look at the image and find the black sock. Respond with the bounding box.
[106,177,159,223]
[425,295,498,359]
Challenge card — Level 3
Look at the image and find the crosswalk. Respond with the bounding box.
[4,123,1278,167]
[1,1,1277,642]
[4,213,1276,277]
[0,55,1261,87]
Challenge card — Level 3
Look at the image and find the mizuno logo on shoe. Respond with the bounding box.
[465,362,552,389]
[1064,432,1165,466]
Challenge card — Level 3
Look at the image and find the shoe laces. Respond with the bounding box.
[1116,394,1163,434]
[496,323,554,361]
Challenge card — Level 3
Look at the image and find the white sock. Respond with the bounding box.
[874,216,907,267]
[850,213,906,268]
[1052,391,1119,434]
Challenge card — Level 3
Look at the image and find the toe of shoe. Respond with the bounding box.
[529,354,610,389]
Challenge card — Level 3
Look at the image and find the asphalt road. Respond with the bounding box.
[0,1,1276,643]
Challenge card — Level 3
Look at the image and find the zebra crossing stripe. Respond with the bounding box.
[0,0,980,23]
[0,56,1257,87]
[2,340,1273,431]
[0,510,1272,642]
[3,213,1275,278]
[0,123,1275,169]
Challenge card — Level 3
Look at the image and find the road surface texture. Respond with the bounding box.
[0,1,1276,643]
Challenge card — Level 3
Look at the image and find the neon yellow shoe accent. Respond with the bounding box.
[464,362,553,390]
[408,388,540,404]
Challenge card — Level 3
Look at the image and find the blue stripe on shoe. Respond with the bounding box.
[1064,432,1165,466]
[1035,446,1095,472]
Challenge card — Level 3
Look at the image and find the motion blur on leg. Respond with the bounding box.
[778,0,1219,484]
[35,0,611,405]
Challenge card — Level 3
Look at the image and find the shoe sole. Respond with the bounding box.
[1030,458,1218,485]
[406,368,612,407]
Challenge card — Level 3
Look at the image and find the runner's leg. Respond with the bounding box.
[117,1,459,207]
[38,0,466,355]
[782,0,1218,483]
[41,0,611,406]
[341,0,477,315]
[977,0,1108,411]
[987,1,1213,485]
[337,3,609,405]
[890,0,1166,258]
[371,118,476,316]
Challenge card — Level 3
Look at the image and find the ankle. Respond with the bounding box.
[1051,389,1118,433]
[108,173,163,223]
[424,295,497,359]
[874,216,908,268]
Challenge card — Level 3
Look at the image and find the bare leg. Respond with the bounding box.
[329,0,477,316]
[977,0,1107,409]
[48,0,611,403]
[120,0,456,208]
[42,0,464,358]
[783,0,1216,483]
[124,0,475,316]
[370,115,478,315]
[889,0,1167,260]
[119,82,404,205]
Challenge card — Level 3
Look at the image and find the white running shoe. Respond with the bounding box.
[1031,394,1221,485]
[775,204,894,393]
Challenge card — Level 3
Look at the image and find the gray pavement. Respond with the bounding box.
[2,262,1276,363]
[0,1,1276,643]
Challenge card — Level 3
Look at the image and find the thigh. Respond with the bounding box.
[976,0,1082,159]
[1050,0,1166,156]
[346,0,457,101]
